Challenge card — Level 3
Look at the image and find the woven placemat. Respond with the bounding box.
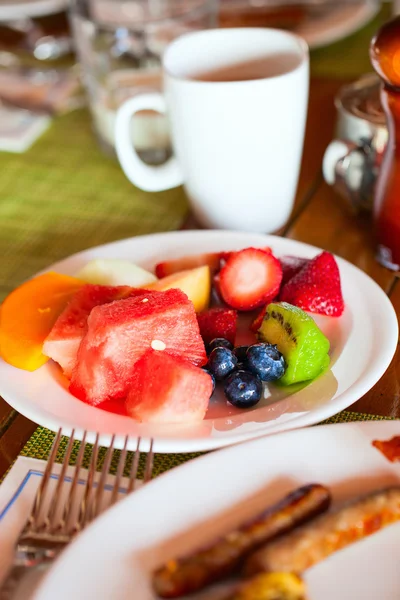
[17,410,396,480]
[0,108,188,302]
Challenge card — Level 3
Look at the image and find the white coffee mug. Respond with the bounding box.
[115,28,309,233]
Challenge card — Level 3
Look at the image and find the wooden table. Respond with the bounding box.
[0,74,399,479]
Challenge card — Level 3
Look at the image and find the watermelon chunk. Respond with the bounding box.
[43,285,147,378]
[70,288,207,406]
[126,349,212,423]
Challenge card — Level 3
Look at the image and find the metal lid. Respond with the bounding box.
[335,73,386,126]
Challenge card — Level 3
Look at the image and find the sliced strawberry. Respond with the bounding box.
[197,307,237,346]
[219,248,282,311]
[280,251,344,317]
[279,256,310,285]
[220,246,272,263]
[126,349,212,423]
[155,252,222,278]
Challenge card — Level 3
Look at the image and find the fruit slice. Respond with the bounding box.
[126,349,212,423]
[155,252,222,278]
[219,248,282,311]
[144,266,211,313]
[279,256,310,285]
[70,288,207,406]
[280,251,344,317]
[0,272,84,371]
[250,307,267,333]
[75,259,156,287]
[197,307,237,346]
[257,302,330,386]
[220,246,272,262]
[43,285,148,378]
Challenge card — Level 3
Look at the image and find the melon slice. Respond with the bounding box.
[0,272,84,371]
[69,288,207,406]
[43,285,148,378]
[126,349,212,423]
[144,266,211,313]
[75,259,157,287]
[155,252,222,278]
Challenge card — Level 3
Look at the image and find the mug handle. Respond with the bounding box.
[114,93,184,192]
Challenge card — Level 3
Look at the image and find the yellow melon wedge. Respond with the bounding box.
[144,266,211,313]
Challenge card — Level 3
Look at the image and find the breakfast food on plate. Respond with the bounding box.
[152,483,331,598]
[43,285,148,378]
[0,244,345,422]
[153,484,400,599]
[75,258,157,287]
[126,349,213,423]
[226,573,307,600]
[280,251,344,317]
[197,307,238,346]
[257,303,330,386]
[219,248,282,311]
[245,486,400,576]
[70,288,207,406]
[155,252,222,278]
[0,272,84,371]
[279,256,310,286]
[145,265,211,313]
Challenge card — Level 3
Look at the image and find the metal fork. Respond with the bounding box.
[0,429,154,599]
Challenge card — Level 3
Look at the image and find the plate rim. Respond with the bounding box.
[34,419,400,600]
[0,230,397,453]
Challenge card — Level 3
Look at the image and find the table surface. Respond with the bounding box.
[0,8,399,479]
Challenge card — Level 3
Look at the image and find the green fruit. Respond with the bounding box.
[257,302,330,386]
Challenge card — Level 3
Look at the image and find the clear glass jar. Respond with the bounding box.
[70,0,217,162]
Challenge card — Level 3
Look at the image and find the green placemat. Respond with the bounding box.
[16,410,397,480]
[0,108,188,302]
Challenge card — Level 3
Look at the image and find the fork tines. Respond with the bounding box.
[24,431,154,540]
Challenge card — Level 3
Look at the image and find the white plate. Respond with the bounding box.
[35,420,400,600]
[0,0,67,20]
[295,0,379,50]
[0,230,397,453]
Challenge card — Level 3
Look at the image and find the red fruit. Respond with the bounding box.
[279,256,310,285]
[69,288,207,406]
[197,307,237,345]
[219,248,282,311]
[126,350,212,423]
[155,252,222,278]
[280,251,344,317]
[43,285,146,378]
[220,246,272,263]
[250,307,267,333]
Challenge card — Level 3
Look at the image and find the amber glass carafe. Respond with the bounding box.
[370,16,400,270]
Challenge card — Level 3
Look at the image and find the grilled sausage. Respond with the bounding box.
[245,486,400,576]
[152,484,330,598]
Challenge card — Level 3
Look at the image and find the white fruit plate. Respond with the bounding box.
[35,420,400,600]
[0,230,397,453]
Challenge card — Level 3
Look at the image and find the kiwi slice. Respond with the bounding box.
[257,302,330,386]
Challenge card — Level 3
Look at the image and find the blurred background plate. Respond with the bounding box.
[219,0,380,49]
[0,0,68,20]
[295,0,380,49]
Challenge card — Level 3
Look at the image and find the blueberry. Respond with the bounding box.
[246,343,286,382]
[208,338,234,354]
[207,347,238,380]
[224,370,263,408]
[233,345,249,362]
[202,367,216,394]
